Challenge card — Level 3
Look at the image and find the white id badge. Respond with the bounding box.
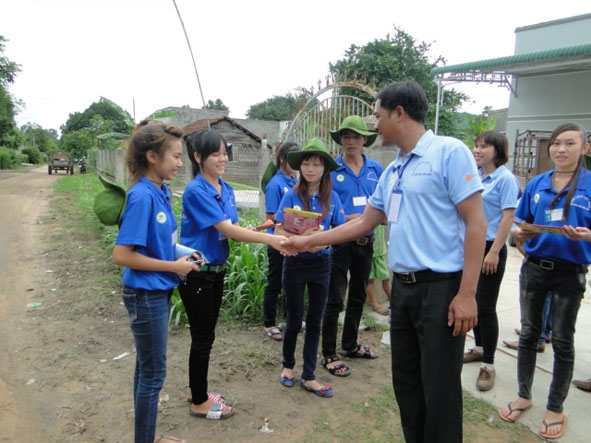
[545,208,563,222]
[388,190,403,223]
[353,196,367,207]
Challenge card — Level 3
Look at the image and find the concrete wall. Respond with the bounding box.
[506,14,591,160]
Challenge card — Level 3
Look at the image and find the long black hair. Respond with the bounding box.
[547,123,588,220]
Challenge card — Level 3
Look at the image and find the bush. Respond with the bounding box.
[22,146,43,164]
[0,146,17,169]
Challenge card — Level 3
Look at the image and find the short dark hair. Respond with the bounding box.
[375,81,428,123]
[475,130,509,166]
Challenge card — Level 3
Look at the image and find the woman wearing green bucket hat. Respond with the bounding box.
[274,137,346,397]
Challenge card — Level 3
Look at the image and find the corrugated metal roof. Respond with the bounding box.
[431,44,591,76]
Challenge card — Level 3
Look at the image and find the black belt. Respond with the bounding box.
[200,264,225,273]
[393,270,462,284]
[526,256,586,273]
[354,236,375,246]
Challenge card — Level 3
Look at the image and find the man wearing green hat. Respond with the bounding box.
[320,115,384,377]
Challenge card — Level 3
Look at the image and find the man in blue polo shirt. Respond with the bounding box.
[320,116,383,378]
[281,81,486,443]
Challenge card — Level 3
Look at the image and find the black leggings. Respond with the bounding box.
[472,241,507,364]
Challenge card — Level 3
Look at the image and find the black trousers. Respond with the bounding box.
[390,273,464,443]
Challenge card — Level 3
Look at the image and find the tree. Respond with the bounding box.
[60,97,133,136]
[203,98,228,111]
[328,26,467,137]
[60,129,94,160]
[246,93,301,121]
[20,123,59,155]
[0,36,21,150]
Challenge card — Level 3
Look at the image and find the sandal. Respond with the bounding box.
[155,436,187,443]
[190,401,235,420]
[321,356,351,377]
[265,327,283,341]
[186,392,225,404]
[341,344,378,359]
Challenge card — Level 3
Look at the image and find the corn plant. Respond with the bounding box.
[222,239,268,322]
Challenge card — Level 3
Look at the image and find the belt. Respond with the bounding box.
[393,269,462,284]
[526,256,586,273]
[200,264,225,273]
[355,236,375,246]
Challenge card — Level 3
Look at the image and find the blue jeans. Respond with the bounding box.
[122,286,172,443]
[323,241,373,357]
[282,254,332,380]
[517,260,586,412]
[390,274,464,443]
[539,293,553,344]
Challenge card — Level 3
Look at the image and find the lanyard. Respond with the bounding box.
[394,154,414,190]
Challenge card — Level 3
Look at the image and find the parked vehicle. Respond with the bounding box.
[48,153,74,175]
[79,159,86,174]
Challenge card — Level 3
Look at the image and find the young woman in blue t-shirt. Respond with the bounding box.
[179,129,289,420]
[499,123,591,440]
[262,141,300,341]
[113,120,197,443]
[274,138,347,398]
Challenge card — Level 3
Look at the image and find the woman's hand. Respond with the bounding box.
[174,256,201,276]
[563,225,591,242]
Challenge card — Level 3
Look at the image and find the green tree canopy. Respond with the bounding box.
[20,123,59,155]
[246,93,302,121]
[329,26,467,137]
[60,97,133,136]
[0,36,21,150]
[204,98,229,111]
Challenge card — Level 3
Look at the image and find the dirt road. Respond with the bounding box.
[0,167,52,441]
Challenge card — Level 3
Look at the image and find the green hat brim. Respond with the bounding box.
[94,175,127,226]
[287,150,339,172]
[329,129,378,147]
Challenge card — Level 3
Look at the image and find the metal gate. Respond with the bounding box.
[513,129,591,189]
[283,81,377,154]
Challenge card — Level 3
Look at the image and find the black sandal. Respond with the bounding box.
[321,355,351,377]
[341,344,378,359]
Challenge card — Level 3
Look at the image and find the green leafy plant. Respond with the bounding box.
[222,239,268,322]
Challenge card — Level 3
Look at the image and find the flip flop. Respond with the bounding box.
[155,437,187,443]
[539,414,567,439]
[265,327,283,341]
[189,401,235,420]
[373,307,390,316]
[498,401,532,423]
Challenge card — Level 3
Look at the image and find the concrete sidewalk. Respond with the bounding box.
[370,245,591,442]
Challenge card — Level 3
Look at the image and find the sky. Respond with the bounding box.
[1,0,590,133]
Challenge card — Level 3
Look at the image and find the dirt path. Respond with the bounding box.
[0,167,53,441]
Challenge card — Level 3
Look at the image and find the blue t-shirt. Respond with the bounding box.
[181,175,239,265]
[265,170,297,234]
[275,189,347,258]
[331,153,383,216]
[480,165,519,241]
[368,130,483,273]
[116,177,179,291]
[516,169,591,265]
